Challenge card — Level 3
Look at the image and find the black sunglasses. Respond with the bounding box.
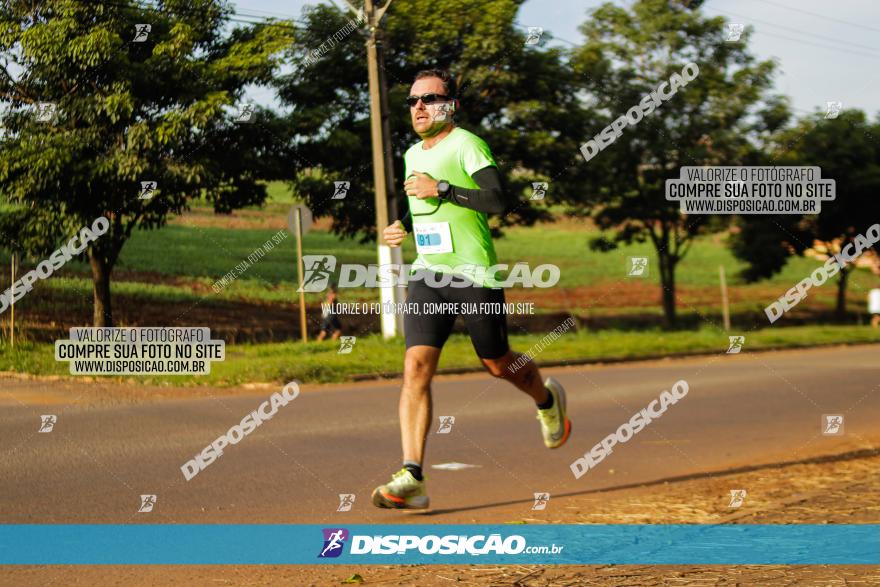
[405,93,452,107]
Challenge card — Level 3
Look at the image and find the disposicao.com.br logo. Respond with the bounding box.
[299,255,560,291]
[317,528,563,558]
[318,528,349,558]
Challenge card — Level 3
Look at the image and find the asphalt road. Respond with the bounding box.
[1,344,878,525]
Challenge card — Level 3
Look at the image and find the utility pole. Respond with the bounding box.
[719,265,731,332]
[295,208,307,343]
[344,0,405,339]
[9,253,16,348]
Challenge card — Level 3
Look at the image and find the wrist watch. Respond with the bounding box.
[436,180,451,199]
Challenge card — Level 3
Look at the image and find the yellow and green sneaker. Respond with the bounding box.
[537,377,571,449]
[371,468,430,510]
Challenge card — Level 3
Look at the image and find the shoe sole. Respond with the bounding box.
[549,418,572,449]
[371,487,430,510]
[544,377,571,449]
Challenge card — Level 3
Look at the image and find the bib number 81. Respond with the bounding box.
[417,233,441,247]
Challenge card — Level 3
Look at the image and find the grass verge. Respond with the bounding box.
[1,325,877,388]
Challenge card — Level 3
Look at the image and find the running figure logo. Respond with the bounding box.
[138,494,157,513]
[436,416,455,434]
[822,414,844,435]
[337,336,356,354]
[531,492,550,510]
[299,255,337,292]
[530,182,548,201]
[133,24,151,42]
[233,102,256,123]
[628,257,648,277]
[727,336,745,354]
[139,181,157,200]
[337,494,356,512]
[35,102,57,123]
[332,181,350,200]
[318,528,349,558]
[525,27,543,46]
[725,23,744,42]
[728,489,747,508]
[38,415,57,433]
[429,102,453,123]
[825,101,843,119]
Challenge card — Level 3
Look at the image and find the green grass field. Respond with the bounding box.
[75,220,879,289]
[5,180,878,302]
[15,206,877,315]
[2,182,878,384]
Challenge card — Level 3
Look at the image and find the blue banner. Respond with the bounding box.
[1,524,877,565]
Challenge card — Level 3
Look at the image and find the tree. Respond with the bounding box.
[730,109,880,319]
[275,0,593,240]
[568,0,787,327]
[0,0,292,325]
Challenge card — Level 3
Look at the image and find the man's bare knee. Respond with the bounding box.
[405,356,433,381]
[404,348,439,389]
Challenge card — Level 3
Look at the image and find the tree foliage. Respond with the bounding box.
[568,0,787,326]
[276,0,593,240]
[0,0,293,325]
[730,109,880,317]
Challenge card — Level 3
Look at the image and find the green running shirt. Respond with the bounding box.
[403,127,500,288]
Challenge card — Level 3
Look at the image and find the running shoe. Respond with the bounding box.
[537,377,571,448]
[371,468,430,510]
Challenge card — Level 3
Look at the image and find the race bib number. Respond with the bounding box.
[413,222,453,254]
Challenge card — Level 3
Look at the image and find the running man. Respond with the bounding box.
[371,69,571,510]
[320,529,346,557]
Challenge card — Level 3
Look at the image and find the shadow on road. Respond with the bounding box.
[423,446,880,516]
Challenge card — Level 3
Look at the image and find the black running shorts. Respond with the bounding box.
[403,271,510,359]
[320,315,341,333]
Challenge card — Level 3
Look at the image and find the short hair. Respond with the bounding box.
[413,69,457,97]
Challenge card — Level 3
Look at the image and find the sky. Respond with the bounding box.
[232,0,880,118]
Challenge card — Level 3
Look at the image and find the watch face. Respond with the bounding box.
[438,181,450,194]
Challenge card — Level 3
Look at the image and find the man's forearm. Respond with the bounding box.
[444,166,507,215]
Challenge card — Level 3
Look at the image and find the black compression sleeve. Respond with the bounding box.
[399,195,414,232]
[444,166,507,215]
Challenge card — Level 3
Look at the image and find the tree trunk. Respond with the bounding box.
[835,266,849,321]
[88,249,113,327]
[658,253,677,328]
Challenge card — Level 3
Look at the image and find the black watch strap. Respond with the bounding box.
[437,180,451,198]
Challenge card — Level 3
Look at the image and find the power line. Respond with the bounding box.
[512,21,579,47]
[748,28,880,61]
[234,11,310,26]
[95,1,310,27]
[790,106,825,116]
[70,1,880,65]
[745,0,880,35]
[528,10,880,63]
[231,4,303,20]
[526,7,880,63]
[712,7,880,55]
